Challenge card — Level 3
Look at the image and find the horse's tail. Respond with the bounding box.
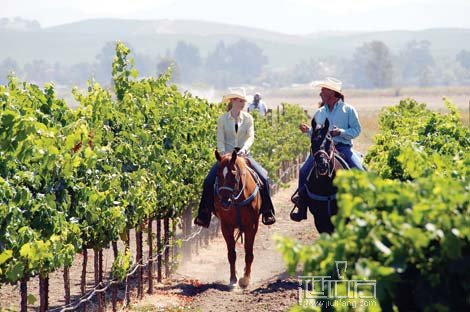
[234,228,244,244]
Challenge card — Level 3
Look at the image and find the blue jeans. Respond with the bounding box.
[299,154,313,189]
[335,143,365,171]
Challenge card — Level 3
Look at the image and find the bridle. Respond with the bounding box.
[216,164,244,203]
[311,132,336,178]
[215,163,260,211]
[303,132,338,217]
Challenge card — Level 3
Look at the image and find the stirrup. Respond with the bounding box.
[290,189,307,222]
[290,207,307,222]
[262,214,276,225]
[290,198,307,222]
[291,195,301,206]
[291,188,301,205]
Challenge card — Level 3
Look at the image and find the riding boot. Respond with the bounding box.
[290,188,308,222]
[260,186,276,225]
[194,184,213,228]
[195,163,218,228]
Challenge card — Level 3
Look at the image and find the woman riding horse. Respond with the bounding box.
[212,149,263,287]
[194,88,276,228]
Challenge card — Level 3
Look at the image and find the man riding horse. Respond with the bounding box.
[291,77,364,224]
[194,88,276,228]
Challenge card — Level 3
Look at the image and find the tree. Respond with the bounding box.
[206,41,228,71]
[418,65,434,87]
[205,39,267,88]
[134,53,156,78]
[291,58,335,84]
[94,41,133,86]
[352,41,394,88]
[173,41,202,83]
[228,39,268,83]
[456,50,470,70]
[400,40,435,85]
[156,57,181,83]
[0,58,19,84]
[68,62,94,86]
[23,59,50,84]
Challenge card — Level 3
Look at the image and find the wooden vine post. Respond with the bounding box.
[157,218,162,282]
[148,217,154,294]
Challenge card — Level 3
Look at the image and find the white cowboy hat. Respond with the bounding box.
[312,77,344,96]
[222,87,247,103]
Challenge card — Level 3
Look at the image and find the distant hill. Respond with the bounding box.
[0,17,40,32]
[1,18,470,67]
[45,19,302,42]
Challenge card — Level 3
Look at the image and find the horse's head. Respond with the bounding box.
[310,118,335,177]
[215,149,246,208]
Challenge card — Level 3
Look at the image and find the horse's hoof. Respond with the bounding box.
[238,277,250,289]
[229,277,237,285]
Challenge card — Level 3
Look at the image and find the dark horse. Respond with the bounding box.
[292,118,348,234]
[214,149,262,288]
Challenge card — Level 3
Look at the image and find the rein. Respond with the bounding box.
[214,161,261,238]
[214,164,260,210]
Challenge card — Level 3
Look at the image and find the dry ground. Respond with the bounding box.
[128,181,318,312]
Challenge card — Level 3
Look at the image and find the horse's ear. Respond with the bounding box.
[311,118,317,131]
[316,118,329,137]
[230,149,237,165]
[215,150,222,162]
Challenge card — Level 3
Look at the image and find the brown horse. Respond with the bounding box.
[214,149,262,288]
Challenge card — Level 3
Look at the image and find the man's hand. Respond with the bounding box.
[330,126,341,137]
[299,123,310,133]
[237,148,247,156]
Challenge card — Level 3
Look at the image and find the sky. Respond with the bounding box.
[2,0,470,34]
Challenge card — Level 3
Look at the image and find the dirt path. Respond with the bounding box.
[132,181,318,312]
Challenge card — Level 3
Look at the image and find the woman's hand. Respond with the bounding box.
[299,123,310,133]
[237,148,247,156]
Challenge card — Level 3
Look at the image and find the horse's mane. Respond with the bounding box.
[220,152,248,167]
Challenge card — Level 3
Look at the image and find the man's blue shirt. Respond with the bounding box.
[313,99,361,146]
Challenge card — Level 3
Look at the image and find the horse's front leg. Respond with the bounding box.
[221,222,237,285]
[310,201,335,234]
[239,221,258,289]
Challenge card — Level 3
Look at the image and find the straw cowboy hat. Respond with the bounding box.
[312,77,344,96]
[222,87,247,103]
